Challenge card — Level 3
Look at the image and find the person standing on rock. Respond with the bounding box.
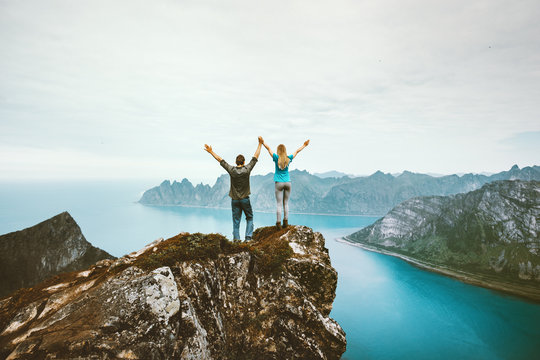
[262,139,310,229]
[204,137,263,241]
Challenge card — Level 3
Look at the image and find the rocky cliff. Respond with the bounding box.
[344,180,540,300]
[0,212,115,298]
[139,165,540,216]
[0,226,346,359]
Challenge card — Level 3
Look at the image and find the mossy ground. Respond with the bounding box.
[249,226,295,275]
[136,226,294,276]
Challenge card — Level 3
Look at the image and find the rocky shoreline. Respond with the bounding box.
[337,237,540,303]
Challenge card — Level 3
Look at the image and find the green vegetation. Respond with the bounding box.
[250,226,294,275]
[136,232,242,270]
[136,227,294,276]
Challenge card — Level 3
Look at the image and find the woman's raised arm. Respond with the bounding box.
[293,139,310,158]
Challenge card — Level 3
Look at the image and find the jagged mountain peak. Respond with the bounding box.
[0,212,114,298]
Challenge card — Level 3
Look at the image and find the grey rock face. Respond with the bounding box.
[139,165,540,215]
[0,212,115,298]
[347,180,540,287]
[0,226,346,359]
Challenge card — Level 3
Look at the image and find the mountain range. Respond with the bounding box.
[139,165,540,216]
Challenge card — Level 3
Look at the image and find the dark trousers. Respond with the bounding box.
[231,197,254,240]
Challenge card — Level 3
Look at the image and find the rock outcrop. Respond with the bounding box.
[139,165,540,216]
[345,180,540,299]
[0,226,346,359]
[0,212,115,298]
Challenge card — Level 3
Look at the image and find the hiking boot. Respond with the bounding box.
[282,220,288,228]
[275,221,281,230]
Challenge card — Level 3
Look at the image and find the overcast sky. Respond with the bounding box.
[1,0,539,184]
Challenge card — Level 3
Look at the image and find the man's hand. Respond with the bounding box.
[304,140,310,147]
[204,144,222,162]
[258,136,264,144]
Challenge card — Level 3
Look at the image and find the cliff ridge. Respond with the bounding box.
[0,226,346,359]
[344,180,540,300]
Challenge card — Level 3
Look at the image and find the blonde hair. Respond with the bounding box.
[277,144,290,170]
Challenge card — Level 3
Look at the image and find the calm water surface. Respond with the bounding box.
[1,181,539,359]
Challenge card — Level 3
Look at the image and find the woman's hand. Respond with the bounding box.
[304,140,310,147]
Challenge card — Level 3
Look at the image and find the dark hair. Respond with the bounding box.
[236,154,245,165]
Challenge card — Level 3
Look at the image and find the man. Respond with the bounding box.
[204,136,263,241]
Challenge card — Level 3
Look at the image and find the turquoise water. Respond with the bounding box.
[1,181,539,359]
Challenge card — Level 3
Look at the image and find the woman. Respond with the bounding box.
[263,139,310,229]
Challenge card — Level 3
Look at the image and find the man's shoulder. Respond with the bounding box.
[220,159,233,174]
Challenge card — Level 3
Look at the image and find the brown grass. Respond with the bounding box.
[136,227,294,276]
[0,264,111,343]
[135,232,247,270]
[250,226,294,275]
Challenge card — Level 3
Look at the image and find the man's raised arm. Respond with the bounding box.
[204,144,222,162]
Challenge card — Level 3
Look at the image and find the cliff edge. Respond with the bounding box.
[0,225,346,359]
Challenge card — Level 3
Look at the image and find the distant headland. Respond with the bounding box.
[139,165,540,216]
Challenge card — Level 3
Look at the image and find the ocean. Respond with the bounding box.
[1,180,539,359]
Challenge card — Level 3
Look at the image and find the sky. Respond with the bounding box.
[1,0,539,185]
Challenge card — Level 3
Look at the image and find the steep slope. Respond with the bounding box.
[0,226,346,359]
[0,212,115,298]
[344,180,540,300]
[139,165,540,215]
